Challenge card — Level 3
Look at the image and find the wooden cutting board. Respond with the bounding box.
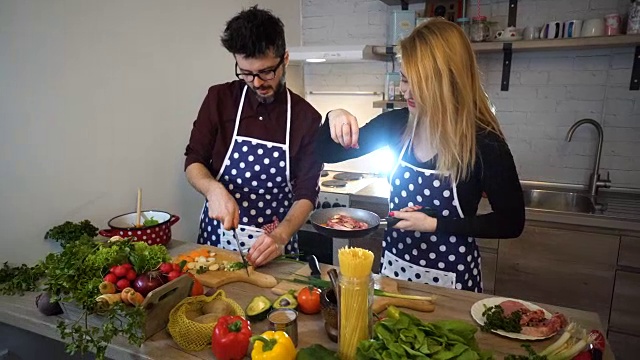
[173,245,278,289]
[271,263,435,314]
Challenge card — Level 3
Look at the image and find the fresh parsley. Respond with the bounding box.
[481,305,523,333]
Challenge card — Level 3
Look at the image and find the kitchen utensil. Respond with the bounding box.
[99,210,180,245]
[232,229,250,277]
[470,297,559,340]
[494,26,520,41]
[308,255,321,279]
[177,245,278,288]
[328,268,339,291]
[136,188,142,228]
[271,263,435,313]
[309,207,437,239]
[542,21,562,39]
[320,287,339,342]
[523,26,539,40]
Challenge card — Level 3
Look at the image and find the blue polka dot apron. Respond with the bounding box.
[197,85,298,255]
[380,129,482,292]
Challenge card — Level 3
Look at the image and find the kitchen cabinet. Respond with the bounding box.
[495,225,619,326]
[610,270,640,335]
[476,238,499,295]
[607,330,640,360]
[618,236,640,269]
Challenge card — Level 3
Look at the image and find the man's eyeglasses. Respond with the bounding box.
[235,56,285,82]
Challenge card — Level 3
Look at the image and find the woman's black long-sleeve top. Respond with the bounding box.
[315,108,525,239]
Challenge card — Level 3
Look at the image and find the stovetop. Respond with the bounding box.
[319,171,378,195]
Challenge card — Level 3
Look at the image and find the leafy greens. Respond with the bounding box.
[357,306,494,360]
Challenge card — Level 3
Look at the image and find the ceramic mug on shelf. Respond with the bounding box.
[605,13,622,35]
[563,20,583,38]
[542,21,562,39]
[494,26,519,41]
[581,18,605,37]
[523,26,540,40]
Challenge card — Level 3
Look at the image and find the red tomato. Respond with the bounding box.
[126,269,137,281]
[113,265,128,278]
[159,262,174,274]
[590,329,606,351]
[167,271,182,282]
[297,286,321,314]
[104,273,118,284]
[116,278,130,291]
[109,265,118,274]
[121,263,133,270]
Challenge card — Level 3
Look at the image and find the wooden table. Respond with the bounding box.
[0,240,616,359]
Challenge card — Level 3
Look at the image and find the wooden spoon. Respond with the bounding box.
[136,188,142,228]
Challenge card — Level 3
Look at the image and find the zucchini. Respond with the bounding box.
[246,295,272,321]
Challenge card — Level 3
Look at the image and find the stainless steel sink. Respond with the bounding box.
[523,189,596,214]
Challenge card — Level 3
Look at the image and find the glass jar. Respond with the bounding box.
[470,16,489,42]
[628,1,640,34]
[456,17,471,39]
[337,273,374,360]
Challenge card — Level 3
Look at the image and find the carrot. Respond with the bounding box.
[128,291,145,306]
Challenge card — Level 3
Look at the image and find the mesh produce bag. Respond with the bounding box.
[167,290,244,351]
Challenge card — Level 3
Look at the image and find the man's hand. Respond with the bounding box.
[206,186,239,231]
[246,232,287,267]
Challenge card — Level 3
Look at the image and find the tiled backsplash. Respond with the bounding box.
[302,0,640,189]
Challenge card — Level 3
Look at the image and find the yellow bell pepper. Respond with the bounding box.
[250,330,296,360]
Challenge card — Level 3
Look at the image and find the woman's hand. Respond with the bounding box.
[389,205,437,233]
[247,232,287,267]
[206,185,239,231]
[327,108,360,149]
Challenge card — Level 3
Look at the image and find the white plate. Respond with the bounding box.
[470,297,557,340]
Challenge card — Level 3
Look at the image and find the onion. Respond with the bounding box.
[35,291,63,316]
[133,271,165,297]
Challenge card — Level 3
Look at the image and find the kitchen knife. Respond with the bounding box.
[232,229,251,277]
[307,255,321,279]
[386,207,438,228]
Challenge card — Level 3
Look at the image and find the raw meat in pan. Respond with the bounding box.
[324,214,369,231]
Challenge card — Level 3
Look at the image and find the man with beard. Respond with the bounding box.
[184,6,323,266]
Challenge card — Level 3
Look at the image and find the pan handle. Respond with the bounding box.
[384,207,438,228]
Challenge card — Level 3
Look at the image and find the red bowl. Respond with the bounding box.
[99,210,180,246]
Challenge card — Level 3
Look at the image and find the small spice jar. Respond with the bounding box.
[470,16,490,42]
[456,17,471,39]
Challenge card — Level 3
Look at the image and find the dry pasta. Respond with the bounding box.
[338,247,374,360]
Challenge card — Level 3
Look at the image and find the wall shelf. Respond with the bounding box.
[372,35,640,55]
[378,0,424,6]
[373,100,407,109]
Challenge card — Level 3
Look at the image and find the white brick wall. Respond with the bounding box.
[302,0,640,189]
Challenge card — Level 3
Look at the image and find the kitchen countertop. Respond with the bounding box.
[350,178,640,233]
[0,240,616,359]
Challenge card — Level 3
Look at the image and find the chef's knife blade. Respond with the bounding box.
[307,255,321,279]
[386,207,438,228]
[232,229,250,276]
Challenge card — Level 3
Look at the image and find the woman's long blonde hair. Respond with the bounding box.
[399,19,503,183]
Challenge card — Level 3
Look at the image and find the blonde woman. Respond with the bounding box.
[316,19,524,292]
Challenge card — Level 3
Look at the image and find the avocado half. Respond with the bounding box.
[246,295,273,321]
[273,291,298,310]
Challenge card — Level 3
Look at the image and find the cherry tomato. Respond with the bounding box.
[104,273,118,284]
[126,269,137,281]
[113,265,128,278]
[297,286,321,314]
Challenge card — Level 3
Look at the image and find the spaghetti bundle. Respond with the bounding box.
[338,246,375,360]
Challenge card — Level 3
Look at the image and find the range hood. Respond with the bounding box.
[288,45,390,63]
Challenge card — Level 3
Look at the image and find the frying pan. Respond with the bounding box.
[308,207,437,239]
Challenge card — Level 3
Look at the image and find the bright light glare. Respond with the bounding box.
[371,146,395,175]
[305,58,326,63]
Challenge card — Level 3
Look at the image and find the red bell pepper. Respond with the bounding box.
[211,315,252,360]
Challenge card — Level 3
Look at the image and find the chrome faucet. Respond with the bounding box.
[565,119,611,197]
